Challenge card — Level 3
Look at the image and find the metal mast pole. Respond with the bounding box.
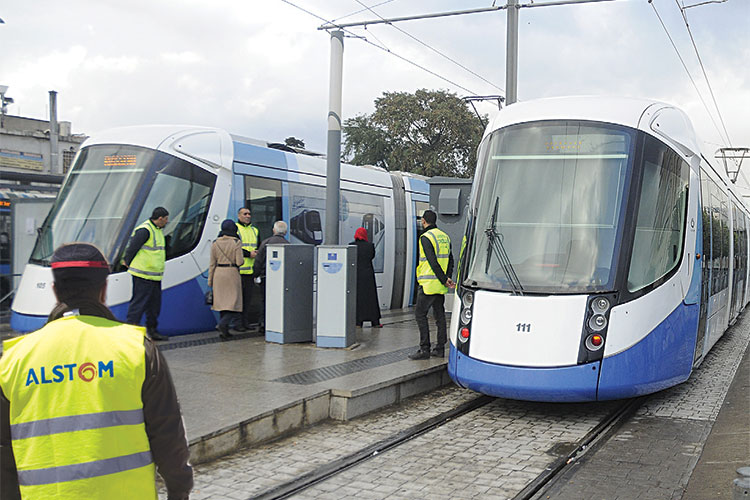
[49,90,60,174]
[325,30,344,245]
[506,0,519,105]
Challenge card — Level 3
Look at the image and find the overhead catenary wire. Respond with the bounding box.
[279,0,481,95]
[648,0,729,147]
[352,0,506,94]
[675,0,733,147]
[330,0,398,23]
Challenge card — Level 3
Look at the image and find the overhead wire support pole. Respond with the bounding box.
[519,0,618,8]
[325,30,344,245]
[318,6,506,30]
[506,0,519,105]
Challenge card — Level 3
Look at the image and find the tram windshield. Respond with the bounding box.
[31,145,216,267]
[465,121,634,293]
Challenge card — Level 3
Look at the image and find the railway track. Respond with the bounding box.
[248,394,646,500]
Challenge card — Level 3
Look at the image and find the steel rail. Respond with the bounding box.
[249,395,494,500]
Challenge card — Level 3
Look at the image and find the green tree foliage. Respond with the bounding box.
[284,136,305,149]
[342,89,485,178]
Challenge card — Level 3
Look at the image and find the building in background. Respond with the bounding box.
[0,88,84,323]
[1,89,87,176]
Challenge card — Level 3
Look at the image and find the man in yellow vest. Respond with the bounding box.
[123,207,169,341]
[409,210,455,360]
[235,207,259,331]
[0,243,193,500]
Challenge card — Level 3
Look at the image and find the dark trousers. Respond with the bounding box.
[218,311,241,331]
[236,274,254,327]
[415,286,446,351]
[258,279,266,328]
[127,276,162,330]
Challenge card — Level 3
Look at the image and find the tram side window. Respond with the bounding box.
[713,183,730,292]
[245,176,282,242]
[700,176,712,299]
[627,137,689,292]
[130,158,216,261]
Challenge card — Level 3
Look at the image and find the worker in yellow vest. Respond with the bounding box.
[123,207,169,341]
[0,243,192,500]
[409,210,455,360]
[235,207,259,331]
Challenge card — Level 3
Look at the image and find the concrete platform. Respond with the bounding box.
[158,308,450,464]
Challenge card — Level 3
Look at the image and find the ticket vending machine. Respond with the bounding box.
[264,244,314,344]
[316,245,356,348]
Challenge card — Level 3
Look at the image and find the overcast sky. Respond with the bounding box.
[2,0,748,186]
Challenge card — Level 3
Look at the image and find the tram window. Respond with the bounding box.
[31,146,154,264]
[245,176,282,242]
[627,138,689,292]
[129,158,215,261]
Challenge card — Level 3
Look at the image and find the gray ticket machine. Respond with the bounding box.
[316,245,356,348]
[265,244,314,344]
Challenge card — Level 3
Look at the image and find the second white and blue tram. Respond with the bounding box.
[449,96,749,402]
[11,126,430,335]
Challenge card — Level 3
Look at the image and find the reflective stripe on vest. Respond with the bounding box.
[0,316,157,499]
[417,228,451,295]
[128,220,165,281]
[236,223,259,275]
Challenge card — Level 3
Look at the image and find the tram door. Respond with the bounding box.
[695,184,709,366]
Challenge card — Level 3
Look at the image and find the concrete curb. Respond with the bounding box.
[188,364,450,464]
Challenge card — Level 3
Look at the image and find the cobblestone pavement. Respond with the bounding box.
[160,385,620,499]
[159,314,749,500]
[535,311,750,500]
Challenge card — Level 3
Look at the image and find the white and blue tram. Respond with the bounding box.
[11,126,430,335]
[449,96,749,402]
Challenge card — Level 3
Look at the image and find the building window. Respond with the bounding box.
[62,149,76,173]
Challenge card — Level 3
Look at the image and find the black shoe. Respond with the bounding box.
[232,325,247,332]
[409,349,431,360]
[147,329,168,341]
[219,326,233,340]
[430,347,445,358]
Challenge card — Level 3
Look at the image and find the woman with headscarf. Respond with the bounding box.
[208,219,244,339]
[350,227,382,328]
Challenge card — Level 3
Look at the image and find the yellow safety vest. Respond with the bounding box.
[0,315,156,500]
[236,223,259,275]
[417,227,451,295]
[128,220,165,281]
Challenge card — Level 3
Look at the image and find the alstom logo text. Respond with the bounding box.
[25,361,114,386]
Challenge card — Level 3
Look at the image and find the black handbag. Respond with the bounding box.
[205,289,213,305]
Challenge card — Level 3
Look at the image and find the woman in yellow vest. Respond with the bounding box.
[0,243,192,500]
[123,207,169,341]
[409,210,455,360]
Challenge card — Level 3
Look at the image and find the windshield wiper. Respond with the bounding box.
[484,197,524,295]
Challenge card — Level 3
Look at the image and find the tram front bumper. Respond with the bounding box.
[448,345,600,402]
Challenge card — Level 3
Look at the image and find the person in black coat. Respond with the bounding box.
[350,227,382,328]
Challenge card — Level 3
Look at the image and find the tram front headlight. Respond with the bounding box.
[462,291,474,308]
[588,314,607,332]
[460,307,473,324]
[592,297,610,314]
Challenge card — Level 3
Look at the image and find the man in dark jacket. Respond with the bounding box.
[409,210,455,360]
[253,220,289,332]
[122,207,170,341]
[0,243,193,500]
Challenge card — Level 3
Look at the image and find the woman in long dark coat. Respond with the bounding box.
[350,227,382,328]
